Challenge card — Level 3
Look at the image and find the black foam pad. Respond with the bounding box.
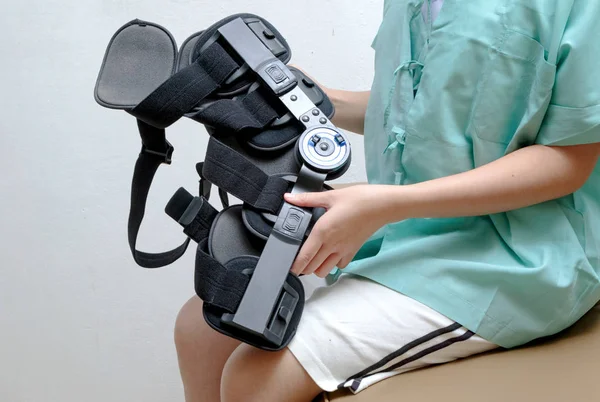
[176,30,203,72]
[95,19,177,109]
[208,205,263,264]
[242,207,274,241]
[245,120,305,152]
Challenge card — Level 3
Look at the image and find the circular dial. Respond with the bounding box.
[297,127,351,175]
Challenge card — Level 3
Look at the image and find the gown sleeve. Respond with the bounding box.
[536,1,600,146]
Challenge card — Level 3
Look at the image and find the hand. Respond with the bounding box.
[285,185,390,278]
[288,64,329,91]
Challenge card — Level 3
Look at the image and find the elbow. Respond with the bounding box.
[547,143,600,196]
[557,167,594,197]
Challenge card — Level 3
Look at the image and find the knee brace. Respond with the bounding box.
[94,14,351,351]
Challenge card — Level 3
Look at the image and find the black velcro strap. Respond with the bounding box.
[183,200,218,243]
[165,187,218,244]
[219,187,230,208]
[130,41,239,128]
[128,121,190,268]
[195,239,252,313]
[192,87,280,133]
[196,161,229,208]
[203,137,289,214]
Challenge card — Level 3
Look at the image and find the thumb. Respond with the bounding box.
[284,191,331,208]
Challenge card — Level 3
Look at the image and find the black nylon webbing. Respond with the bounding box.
[192,88,279,133]
[130,42,239,128]
[202,137,289,214]
[196,161,230,208]
[128,121,190,268]
[195,238,251,312]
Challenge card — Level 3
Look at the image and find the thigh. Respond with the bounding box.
[287,274,498,394]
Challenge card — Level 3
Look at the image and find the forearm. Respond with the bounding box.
[327,89,370,135]
[373,144,600,223]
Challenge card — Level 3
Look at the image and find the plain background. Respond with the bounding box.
[0,0,382,401]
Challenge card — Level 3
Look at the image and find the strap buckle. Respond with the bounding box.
[141,140,174,164]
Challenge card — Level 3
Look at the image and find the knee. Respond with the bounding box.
[173,296,206,351]
[221,345,265,402]
[221,345,318,402]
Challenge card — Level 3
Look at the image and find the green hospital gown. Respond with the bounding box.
[343,0,600,348]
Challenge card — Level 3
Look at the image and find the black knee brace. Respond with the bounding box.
[94,14,351,350]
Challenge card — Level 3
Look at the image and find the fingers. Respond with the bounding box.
[290,234,322,275]
[300,247,334,276]
[314,254,343,278]
[284,191,332,209]
[337,255,353,269]
[287,65,321,86]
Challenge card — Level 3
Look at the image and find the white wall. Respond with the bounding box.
[0,1,381,401]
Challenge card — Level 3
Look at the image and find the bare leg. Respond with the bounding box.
[174,296,240,402]
[221,344,322,402]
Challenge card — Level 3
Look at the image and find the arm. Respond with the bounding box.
[327,89,370,135]
[285,142,600,276]
[377,142,600,220]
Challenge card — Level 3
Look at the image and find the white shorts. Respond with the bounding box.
[287,274,498,394]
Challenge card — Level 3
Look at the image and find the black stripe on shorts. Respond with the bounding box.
[347,330,475,392]
[340,322,461,387]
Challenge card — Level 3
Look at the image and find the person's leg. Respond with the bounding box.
[176,274,498,402]
[221,274,498,401]
[221,345,322,402]
[174,296,240,402]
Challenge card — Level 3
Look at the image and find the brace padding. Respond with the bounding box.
[208,206,263,264]
[94,19,177,109]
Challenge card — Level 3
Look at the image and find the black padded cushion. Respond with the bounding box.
[208,205,263,264]
[242,206,275,240]
[245,119,306,152]
[94,19,177,109]
[176,30,203,71]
